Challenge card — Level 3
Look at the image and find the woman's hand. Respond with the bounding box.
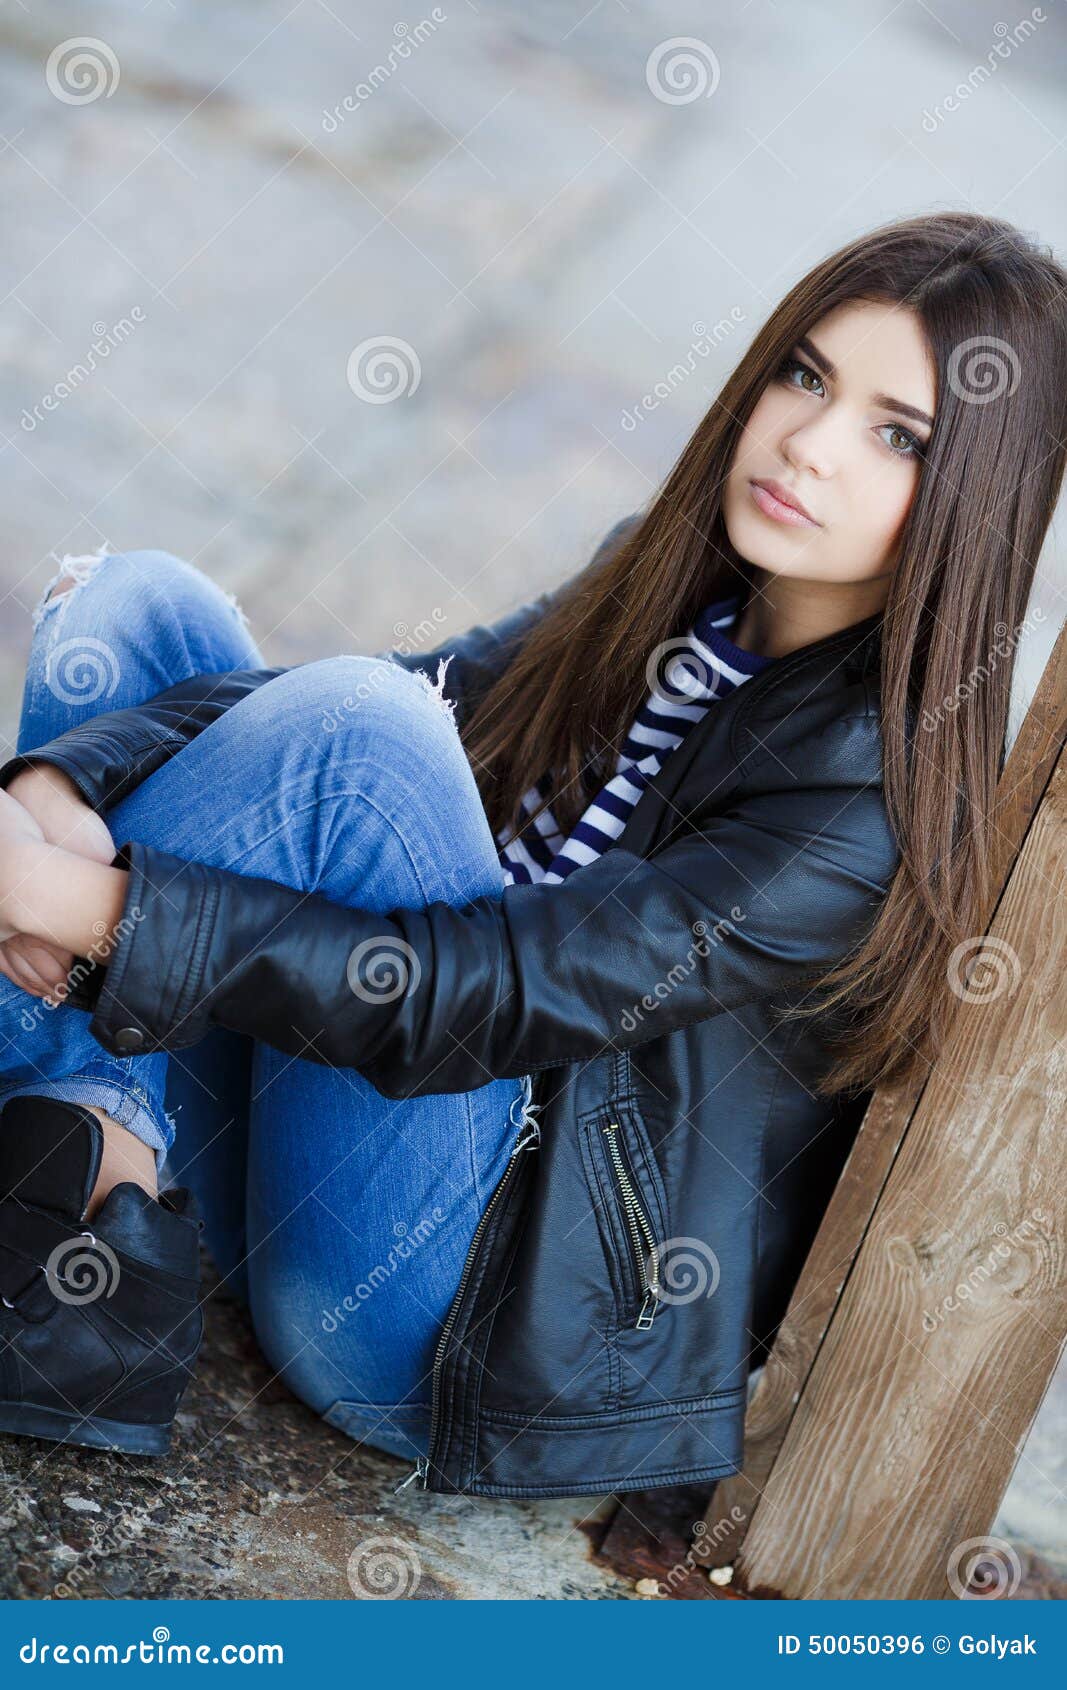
[0,785,128,972]
[6,765,115,866]
[0,785,47,949]
[0,769,114,1000]
[0,788,70,998]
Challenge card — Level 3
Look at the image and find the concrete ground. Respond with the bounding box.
[0,1261,632,1601]
[1,0,1064,1598]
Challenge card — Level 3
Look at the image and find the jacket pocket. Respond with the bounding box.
[580,1101,670,1334]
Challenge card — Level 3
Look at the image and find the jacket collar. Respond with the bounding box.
[616,608,884,857]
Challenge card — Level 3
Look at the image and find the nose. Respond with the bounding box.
[780,410,837,480]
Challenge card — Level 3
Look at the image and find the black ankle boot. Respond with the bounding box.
[0,1095,204,1455]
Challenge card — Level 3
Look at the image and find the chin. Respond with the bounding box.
[725,511,804,575]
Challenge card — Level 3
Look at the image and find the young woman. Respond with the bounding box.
[0,210,1063,1497]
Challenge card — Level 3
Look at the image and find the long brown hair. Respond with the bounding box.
[461,211,1067,1097]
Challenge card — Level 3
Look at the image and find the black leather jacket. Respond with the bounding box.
[0,518,902,1498]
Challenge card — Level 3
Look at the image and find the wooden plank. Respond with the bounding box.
[733,742,1067,1599]
[701,615,1067,1566]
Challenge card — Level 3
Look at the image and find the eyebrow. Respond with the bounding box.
[795,335,935,429]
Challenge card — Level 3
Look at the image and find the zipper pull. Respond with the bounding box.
[393,1455,429,1493]
[636,1290,659,1330]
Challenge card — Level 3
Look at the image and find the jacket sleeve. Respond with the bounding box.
[0,514,642,811]
[75,715,900,1099]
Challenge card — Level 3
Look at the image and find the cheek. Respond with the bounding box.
[725,431,754,491]
[731,394,787,468]
[860,468,920,561]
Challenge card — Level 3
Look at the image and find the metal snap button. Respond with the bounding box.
[113,1026,145,1052]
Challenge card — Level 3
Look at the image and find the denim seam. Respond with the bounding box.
[246,777,447,889]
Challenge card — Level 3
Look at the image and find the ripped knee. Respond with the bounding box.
[314,652,461,738]
[30,545,254,642]
[407,654,459,730]
[32,543,114,630]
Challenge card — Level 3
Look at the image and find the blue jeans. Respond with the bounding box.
[0,547,527,1463]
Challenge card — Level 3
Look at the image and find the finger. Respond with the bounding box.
[5,933,70,984]
[17,932,76,963]
[58,810,116,866]
[0,952,31,994]
[7,937,78,1008]
[8,952,53,996]
[0,944,51,998]
[12,935,74,988]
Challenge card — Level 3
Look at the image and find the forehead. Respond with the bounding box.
[802,301,937,408]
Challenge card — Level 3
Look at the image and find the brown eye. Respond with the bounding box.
[879,423,924,460]
[779,356,824,396]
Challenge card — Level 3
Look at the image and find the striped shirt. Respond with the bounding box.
[497,593,773,885]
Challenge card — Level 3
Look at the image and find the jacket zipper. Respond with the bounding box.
[394,1077,543,1495]
[602,1121,661,1330]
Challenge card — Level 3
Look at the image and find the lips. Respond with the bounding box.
[750,478,819,527]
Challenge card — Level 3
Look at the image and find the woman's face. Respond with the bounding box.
[722,300,937,587]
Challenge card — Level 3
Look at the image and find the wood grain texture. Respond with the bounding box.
[736,745,1067,1598]
[702,616,1067,1590]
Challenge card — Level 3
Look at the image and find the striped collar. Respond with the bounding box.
[693,595,773,681]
